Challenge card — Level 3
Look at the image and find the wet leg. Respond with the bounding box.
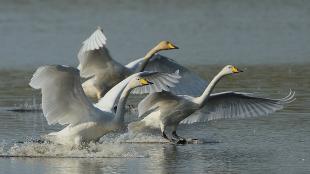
[162,131,169,140]
[171,125,187,144]
[160,123,170,141]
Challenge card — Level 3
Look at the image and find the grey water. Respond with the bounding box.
[0,0,310,173]
[1,0,310,69]
[0,65,309,174]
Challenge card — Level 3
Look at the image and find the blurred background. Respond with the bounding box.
[0,1,309,173]
[0,0,309,69]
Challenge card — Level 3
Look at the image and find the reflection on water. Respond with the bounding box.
[0,64,309,173]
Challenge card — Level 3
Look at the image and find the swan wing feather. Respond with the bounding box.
[29,65,107,126]
[126,54,207,96]
[181,91,295,124]
[77,28,116,78]
[95,71,181,112]
[131,70,181,94]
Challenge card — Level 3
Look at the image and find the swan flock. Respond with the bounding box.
[29,27,295,145]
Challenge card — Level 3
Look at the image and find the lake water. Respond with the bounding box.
[0,0,310,69]
[0,64,309,173]
[0,0,310,173]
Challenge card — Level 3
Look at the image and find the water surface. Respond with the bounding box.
[1,0,309,173]
[1,0,310,69]
[0,64,309,173]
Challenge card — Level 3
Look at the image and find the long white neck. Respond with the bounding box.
[137,47,159,72]
[194,71,226,108]
[113,85,132,124]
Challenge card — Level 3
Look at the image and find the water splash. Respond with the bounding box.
[0,138,149,158]
[99,132,169,144]
[0,132,172,158]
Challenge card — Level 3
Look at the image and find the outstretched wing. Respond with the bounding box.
[79,27,107,53]
[126,54,207,96]
[29,65,106,126]
[95,71,181,112]
[181,91,295,124]
[77,27,124,78]
[131,70,181,94]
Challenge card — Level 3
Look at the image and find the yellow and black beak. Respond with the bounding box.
[232,66,243,73]
[139,78,153,86]
[167,42,179,49]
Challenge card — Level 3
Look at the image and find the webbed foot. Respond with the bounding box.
[171,131,187,144]
[173,138,187,144]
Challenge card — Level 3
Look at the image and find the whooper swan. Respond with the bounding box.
[128,65,295,144]
[78,27,207,101]
[29,65,180,146]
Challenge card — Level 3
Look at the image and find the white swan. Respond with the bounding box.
[128,65,295,144]
[78,27,207,101]
[29,65,181,146]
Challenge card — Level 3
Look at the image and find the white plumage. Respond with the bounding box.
[29,65,180,146]
[128,65,295,144]
[181,90,295,124]
[95,70,181,112]
[29,65,101,126]
[77,27,206,100]
[127,55,208,96]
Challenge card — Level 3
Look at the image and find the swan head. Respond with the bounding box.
[154,41,179,51]
[221,65,243,76]
[128,77,153,89]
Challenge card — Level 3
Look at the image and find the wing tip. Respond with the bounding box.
[278,89,296,104]
[29,66,49,89]
[80,26,107,53]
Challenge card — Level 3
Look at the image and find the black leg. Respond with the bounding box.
[172,131,186,140]
[162,131,169,140]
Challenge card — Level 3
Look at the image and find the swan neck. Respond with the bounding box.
[114,85,132,123]
[195,72,224,107]
[138,47,158,72]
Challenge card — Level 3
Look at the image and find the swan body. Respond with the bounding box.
[128,65,295,143]
[129,92,199,135]
[47,118,115,145]
[29,65,181,146]
[78,27,207,101]
[78,27,179,100]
